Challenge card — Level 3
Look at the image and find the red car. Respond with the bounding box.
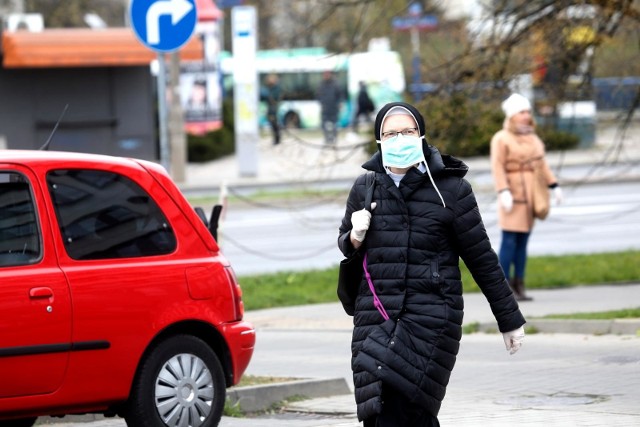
[0,151,255,427]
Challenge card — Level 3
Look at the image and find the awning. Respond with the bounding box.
[196,0,224,21]
[2,28,203,68]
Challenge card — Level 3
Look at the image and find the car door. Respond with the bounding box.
[44,167,181,396]
[0,166,72,398]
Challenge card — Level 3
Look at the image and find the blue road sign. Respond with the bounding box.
[391,15,438,31]
[130,0,197,52]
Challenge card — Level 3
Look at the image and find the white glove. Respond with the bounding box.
[350,203,376,242]
[499,190,513,213]
[553,186,563,205]
[502,326,525,355]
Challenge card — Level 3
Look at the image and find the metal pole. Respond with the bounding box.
[157,53,170,171]
[411,25,421,101]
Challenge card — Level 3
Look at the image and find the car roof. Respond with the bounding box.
[1,150,146,169]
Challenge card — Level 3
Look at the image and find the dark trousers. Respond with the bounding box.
[363,384,440,427]
[268,113,280,145]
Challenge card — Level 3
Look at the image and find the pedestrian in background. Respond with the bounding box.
[262,74,281,145]
[317,71,342,145]
[490,93,563,301]
[338,101,526,427]
[352,81,375,132]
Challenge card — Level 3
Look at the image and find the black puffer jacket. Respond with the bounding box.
[338,146,525,421]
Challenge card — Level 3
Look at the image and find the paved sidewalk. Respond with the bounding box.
[245,283,640,334]
[240,284,640,426]
[42,285,640,427]
[179,117,640,195]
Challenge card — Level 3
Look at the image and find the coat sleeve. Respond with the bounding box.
[451,179,526,332]
[490,130,509,193]
[536,135,558,186]
[338,174,367,258]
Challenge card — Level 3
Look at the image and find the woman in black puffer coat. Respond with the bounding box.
[338,102,526,427]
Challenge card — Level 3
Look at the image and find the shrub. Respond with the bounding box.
[537,127,580,151]
[367,94,580,158]
[418,93,504,157]
[187,98,235,163]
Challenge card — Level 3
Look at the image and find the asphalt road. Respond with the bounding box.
[218,179,640,276]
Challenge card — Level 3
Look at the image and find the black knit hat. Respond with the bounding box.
[374,101,426,141]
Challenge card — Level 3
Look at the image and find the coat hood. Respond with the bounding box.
[374,102,426,141]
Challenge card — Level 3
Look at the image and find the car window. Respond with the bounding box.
[47,169,177,260]
[0,172,41,266]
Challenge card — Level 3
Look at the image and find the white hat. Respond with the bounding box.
[501,93,531,119]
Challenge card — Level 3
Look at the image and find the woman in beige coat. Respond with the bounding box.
[490,93,563,300]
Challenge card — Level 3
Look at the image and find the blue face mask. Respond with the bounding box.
[380,134,425,169]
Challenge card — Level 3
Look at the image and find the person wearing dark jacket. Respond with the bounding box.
[338,102,526,426]
[352,81,375,132]
[317,71,342,144]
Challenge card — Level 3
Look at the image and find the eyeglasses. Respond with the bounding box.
[381,127,419,140]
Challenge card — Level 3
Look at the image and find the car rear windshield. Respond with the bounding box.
[47,169,177,260]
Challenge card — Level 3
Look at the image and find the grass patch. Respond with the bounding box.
[188,188,349,209]
[224,376,305,418]
[462,322,480,334]
[223,399,244,418]
[240,268,343,310]
[541,308,640,320]
[459,250,640,293]
[238,250,640,311]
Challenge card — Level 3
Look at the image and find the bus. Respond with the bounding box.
[220,48,406,129]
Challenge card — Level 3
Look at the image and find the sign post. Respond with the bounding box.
[391,2,438,101]
[129,0,197,175]
[231,5,259,177]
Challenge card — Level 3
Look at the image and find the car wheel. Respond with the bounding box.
[125,335,226,427]
[283,111,301,129]
[1,418,37,427]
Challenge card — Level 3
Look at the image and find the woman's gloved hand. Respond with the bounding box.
[499,190,513,213]
[350,203,377,242]
[502,326,525,355]
[553,186,563,205]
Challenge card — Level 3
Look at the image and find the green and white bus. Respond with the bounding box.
[220,48,406,129]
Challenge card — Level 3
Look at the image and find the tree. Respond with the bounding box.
[24,0,126,28]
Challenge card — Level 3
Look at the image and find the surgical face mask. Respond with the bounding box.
[380,134,425,169]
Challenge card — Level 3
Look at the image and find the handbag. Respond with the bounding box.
[532,162,550,220]
[337,172,375,316]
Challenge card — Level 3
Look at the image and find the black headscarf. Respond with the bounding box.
[374,102,426,141]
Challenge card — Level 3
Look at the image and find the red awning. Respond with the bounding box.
[2,28,203,68]
[196,0,223,21]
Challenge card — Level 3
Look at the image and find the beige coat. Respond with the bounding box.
[490,126,557,232]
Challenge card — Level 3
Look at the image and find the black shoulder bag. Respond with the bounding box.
[337,172,375,316]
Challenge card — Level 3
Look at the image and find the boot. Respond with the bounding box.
[514,277,533,301]
[508,277,520,298]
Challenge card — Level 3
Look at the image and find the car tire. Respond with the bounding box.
[1,418,37,427]
[283,111,301,129]
[124,335,226,427]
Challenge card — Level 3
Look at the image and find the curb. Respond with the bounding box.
[226,377,351,413]
[476,319,640,336]
[35,378,352,424]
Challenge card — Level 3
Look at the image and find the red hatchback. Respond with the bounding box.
[0,151,255,427]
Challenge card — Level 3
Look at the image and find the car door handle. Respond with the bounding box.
[29,287,53,299]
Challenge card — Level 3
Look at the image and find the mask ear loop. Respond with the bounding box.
[418,135,446,208]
